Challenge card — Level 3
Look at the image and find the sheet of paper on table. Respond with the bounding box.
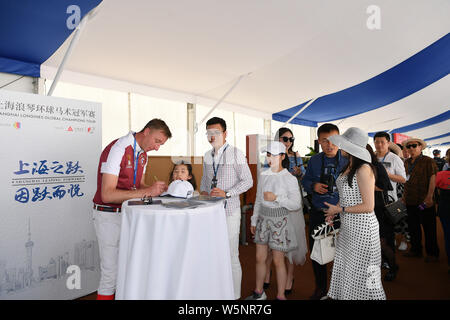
[189,195,225,202]
[161,200,205,209]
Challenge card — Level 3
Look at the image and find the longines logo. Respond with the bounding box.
[52,126,96,134]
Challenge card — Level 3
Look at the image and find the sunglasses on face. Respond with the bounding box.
[406,144,418,149]
[281,137,294,143]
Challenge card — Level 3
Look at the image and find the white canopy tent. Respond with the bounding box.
[38,0,449,144]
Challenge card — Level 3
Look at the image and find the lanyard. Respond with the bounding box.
[212,145,228,179]
[380,151,389,163]
[133,134,140,189]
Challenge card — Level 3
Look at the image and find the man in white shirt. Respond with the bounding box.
[374,132,407,201]
[374,132,407,280]
[200,117,253,299]
[93,119,171,299]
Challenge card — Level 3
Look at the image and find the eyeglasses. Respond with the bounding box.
[281,137,295,143]
[206,130,223,137]
[406,144,418,149]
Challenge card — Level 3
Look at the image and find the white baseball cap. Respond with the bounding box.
[161,180,194,198]
[261,141,286,155]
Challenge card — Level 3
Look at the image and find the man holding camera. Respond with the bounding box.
[302,123,348,300]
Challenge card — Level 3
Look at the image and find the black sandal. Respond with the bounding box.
[285,279,294,295]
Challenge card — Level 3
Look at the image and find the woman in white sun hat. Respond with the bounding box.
[245,141,307,300]
[322,127,386,300]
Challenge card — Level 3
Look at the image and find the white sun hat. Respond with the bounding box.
[327,127,371,163]
[261,141,287,155]
[161,180,194,198]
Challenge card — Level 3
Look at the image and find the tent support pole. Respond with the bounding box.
[47,14,89,96]
[282,97,317,126]
[264,119,271,138]
[195,73,249,133]
[187,103,196,157]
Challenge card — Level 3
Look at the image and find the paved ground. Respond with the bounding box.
[79,219,450,300]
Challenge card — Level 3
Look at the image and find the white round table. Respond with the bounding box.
[115,197,234,300]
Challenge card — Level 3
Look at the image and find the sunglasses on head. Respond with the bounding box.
[406,143,419,149]
[281,137,295,143]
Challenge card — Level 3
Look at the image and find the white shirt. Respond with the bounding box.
[251,168,301,226]
[101,131,146,176]
[377,151,406,201]
[200,142,253,216]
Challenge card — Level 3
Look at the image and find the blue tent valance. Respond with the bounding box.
[368,110,450,137]
[0,0,102,78]
[273,33,450,127]
[424,132,450,142]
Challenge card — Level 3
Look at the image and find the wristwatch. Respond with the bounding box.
[225,191,231,199]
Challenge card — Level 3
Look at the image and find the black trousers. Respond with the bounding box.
[374,206,395,252]
[406,205,439,257]
[308,207,340,293]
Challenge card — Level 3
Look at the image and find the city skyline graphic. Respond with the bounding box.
[0,218,100,297]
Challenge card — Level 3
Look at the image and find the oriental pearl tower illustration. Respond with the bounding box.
[24,218,34,287]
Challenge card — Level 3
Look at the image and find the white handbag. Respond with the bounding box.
[310,222,339,265]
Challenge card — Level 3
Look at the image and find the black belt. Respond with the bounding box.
[93,204,121,213]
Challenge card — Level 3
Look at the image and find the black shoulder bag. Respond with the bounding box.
[383,194,407,225]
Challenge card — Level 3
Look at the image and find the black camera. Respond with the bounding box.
[320,173,335,193]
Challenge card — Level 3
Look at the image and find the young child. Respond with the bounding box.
[245,141,306,300]
[169,161,197,190]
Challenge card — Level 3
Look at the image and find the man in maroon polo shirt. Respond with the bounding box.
[93,119,172,300]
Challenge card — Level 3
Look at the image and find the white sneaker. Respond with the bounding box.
[244,291,267,300]
[398,241,408,251]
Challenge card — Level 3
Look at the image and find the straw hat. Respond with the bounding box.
[388,141,402,157]
[401,137,427,149]
[327,127,371,163]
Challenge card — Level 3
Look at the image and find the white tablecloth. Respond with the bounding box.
[116,198,234,300]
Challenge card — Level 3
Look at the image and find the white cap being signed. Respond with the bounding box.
[161,180,194,198]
